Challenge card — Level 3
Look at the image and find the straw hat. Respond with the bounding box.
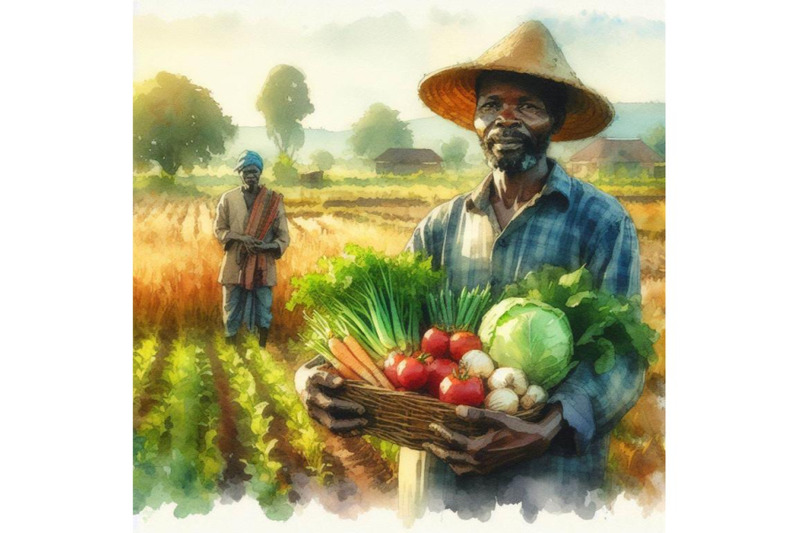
[418,21,614,141]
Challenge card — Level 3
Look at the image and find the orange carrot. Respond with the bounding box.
[329,360,362,381]
[343,335,396,390]
[328,337,380,386]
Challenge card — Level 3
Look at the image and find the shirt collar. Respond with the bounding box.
[465,158,572,213]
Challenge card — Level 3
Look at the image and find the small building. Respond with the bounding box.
[374,148,443,175]
[300,170,324,185]
[568,138,665,180]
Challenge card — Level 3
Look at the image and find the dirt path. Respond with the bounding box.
[322,435,397,502]
[239,349,312,491]
[204,342,249,486]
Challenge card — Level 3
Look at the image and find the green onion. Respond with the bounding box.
[288,245,442,361]
[426,282,494,333]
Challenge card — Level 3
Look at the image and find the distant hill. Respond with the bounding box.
[222,102,664,165]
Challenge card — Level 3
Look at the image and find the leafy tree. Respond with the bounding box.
[441,136,469,169]
[256,65,314,159]
[272,153,299,185]
[644,124,666,157]
[349,103,413,160]
[133,72,236,177]
[310,150,335,171]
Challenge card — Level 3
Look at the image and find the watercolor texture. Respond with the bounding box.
[133,1,665,530]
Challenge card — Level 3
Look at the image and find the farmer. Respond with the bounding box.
[214,150,290,347]
[296,21,644,520]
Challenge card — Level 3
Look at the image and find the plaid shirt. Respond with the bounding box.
[405,160,646,518]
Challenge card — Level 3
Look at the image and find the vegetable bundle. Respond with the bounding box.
[287,244,443,361]
[290,248,659,417]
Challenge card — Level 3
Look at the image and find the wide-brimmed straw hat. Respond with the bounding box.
[418,21,614,141]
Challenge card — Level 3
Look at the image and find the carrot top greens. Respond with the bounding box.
[287,244,443,359]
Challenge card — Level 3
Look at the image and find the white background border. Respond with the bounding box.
[2,1,797,532]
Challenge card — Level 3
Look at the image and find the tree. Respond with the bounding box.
[256,65,314,159]
[310,150,335,171]
[133,71,236,177]
[644,124,666,157]
[272,153,299,185]
[348,103,413,160]
[441,136,469,169]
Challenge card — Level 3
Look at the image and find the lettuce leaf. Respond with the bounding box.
[500,266,659,374]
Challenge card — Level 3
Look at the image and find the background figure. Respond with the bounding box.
[214,150,290,346]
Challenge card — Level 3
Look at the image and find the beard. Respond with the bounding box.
[480,128,550,173]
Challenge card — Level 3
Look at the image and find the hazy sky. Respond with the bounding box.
[133,0,665,130]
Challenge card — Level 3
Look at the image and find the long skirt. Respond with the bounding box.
[222,284,273,337]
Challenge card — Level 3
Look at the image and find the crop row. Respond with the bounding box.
[238,335,328,479]
[132,336,331,519]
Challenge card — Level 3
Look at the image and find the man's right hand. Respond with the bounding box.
[226,233,259,247]
[229,234,260,254]
[295,364,368,435]
[239,235,259,247]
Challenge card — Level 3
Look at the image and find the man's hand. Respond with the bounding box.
[251,241,280,253]
[235,237,279,255]
[228,233,260,252]
[295,364,367,435]
[422,404,565,475]
[236,235,259,246]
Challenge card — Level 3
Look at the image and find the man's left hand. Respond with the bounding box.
[246,241,280,254]
[422,403,565,475]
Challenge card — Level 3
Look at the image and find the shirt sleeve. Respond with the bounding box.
[405,217,432,255]
[213,195,233,244]
[548,214,645,454]
[586,215,641,299]
[270,198,291,257]
[404,205,449,266]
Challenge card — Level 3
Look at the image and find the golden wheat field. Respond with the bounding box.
[133,187,666,508]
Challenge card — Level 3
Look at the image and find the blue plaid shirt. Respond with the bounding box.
[405,160,646,519]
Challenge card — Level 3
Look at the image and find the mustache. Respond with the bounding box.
[486,128,531,144]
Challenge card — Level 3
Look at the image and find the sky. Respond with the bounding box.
[133,0,664,130]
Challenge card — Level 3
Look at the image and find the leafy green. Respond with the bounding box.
[287,244,443,358]
[501,266,659,374]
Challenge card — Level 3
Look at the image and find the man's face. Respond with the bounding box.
[474,77,555,174]
[240,165,262,190]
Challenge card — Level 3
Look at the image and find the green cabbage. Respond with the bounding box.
[478,298,576,390]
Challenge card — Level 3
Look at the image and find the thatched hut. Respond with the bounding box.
[568,138,665,179]
[374,148,443,174]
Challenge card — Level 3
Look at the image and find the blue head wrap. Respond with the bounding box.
[235,150,264,172]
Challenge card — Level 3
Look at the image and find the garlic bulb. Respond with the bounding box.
[460,350,495,379]
[485,388,519,414]
[520,384,548,410]
[487,367,528,395]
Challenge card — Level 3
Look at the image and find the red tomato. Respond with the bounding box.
[383,351,406,388]
[396,356,429,391]
[448,331,482,362]
[425,358,458,397]
[439,373,485,406]
[421,327,451,359]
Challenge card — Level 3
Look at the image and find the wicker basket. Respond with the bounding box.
[333,380,546,451]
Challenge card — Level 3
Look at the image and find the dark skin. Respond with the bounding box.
[229,164,280,254]
[474,76,555,230]
[295,365,367,435]
[424,404,565,475]
[295,75,571,475]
